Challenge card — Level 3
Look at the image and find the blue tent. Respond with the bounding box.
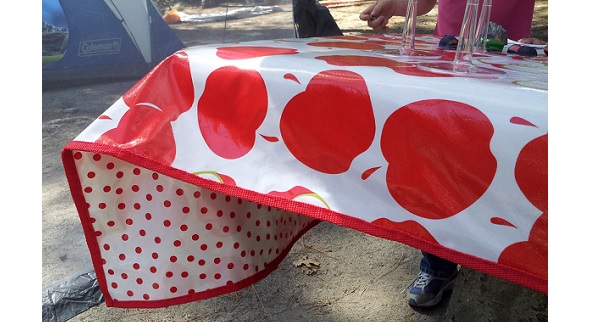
[42,0,185,86]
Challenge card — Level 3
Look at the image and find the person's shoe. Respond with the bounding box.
[405,269,458,308]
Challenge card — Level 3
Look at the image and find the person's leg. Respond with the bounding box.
[406,251,459,308]
[420,251,458,277]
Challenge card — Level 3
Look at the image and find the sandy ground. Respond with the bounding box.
[42,1,548,321]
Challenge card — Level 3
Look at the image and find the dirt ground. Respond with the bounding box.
[42,1,548,321]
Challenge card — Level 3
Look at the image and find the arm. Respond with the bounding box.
[359,0,437,30]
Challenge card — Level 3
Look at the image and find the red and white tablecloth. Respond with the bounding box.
[62,34,548,308]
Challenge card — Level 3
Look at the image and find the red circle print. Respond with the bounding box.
[197,66,268,159]
[498,133,548,279]
[381,99,496,219]
[123,52,194,118]
[97,104,177,165]
[515,134,548,212]
[280,70,376,174]
[98,52,194,165]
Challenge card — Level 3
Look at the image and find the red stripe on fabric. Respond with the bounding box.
[61,145,116,305]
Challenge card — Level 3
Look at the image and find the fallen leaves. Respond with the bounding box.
[293,255,321,275]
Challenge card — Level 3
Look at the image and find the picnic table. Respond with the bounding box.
[62,34,547,308]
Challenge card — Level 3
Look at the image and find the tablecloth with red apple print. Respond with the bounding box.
[62,34,548,308]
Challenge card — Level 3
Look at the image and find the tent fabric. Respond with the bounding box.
[42,0,184,86]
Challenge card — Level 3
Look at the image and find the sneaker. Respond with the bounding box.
[405,269,458,308]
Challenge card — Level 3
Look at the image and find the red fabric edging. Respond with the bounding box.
[63,140,547,307]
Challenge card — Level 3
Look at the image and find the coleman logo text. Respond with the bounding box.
[78,38,121,56]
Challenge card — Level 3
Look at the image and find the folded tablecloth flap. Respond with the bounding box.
[62,34,547,308]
